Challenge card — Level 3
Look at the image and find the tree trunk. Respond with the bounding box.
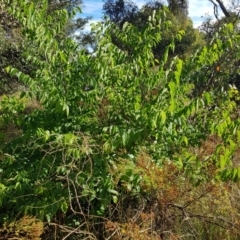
[210,0,230,18]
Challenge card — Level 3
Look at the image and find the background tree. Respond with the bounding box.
[48,0,96,50]
[167,0,189,16]
[197,0,240,92]
[102,0,205,60]
[202,0,240,39]
[0,0,93,94]
[142,1,204,59]
[209,0,232,19]
[0,1,24,94]
[102,0,139,27]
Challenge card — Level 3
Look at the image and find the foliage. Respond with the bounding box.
[198,1,240,92]
[0,2,25,94]
[167,0,189,16]
[200,0,240,89]
[1,0,240,239]
[0,0,92,95]
[185,22,240,94]
[102,0,205,60]
[102,0,139,27]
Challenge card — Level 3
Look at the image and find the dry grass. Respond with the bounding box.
[103,145,240,240]
[0,216,44,240]
[1,95,240,239]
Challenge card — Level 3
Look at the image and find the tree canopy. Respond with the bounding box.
[102,0,139,26]
[0,0,92,94]
[1,0,240,239]
[167,0,189,16]
[102,0,205,60]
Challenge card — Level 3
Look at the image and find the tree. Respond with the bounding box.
[0,2,24,94]
[48,0,95,50]
[102,0,139,27]
[102,0,204,60]
[209,0,232,19]
[167,0,189,16]
[0,0,93,94]
[48,0,82,12]
[2,0,240,238]
[198,0,240,92]
[204,0,240,32]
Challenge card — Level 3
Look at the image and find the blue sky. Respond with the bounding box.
[79,0,227,31]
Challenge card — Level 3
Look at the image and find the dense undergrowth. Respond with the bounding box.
[1,0,240,239]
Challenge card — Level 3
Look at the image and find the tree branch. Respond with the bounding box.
[209,0,230,18]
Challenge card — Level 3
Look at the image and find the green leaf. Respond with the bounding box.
[169,81,176,114]
[237,167,240,180]
[45,213,51,223]
[63,102,69,117]
[160,110,166,124]
[174,59,182,85]
[61,200,68,213]
[163,47,169,63]
[219,155,227,169]
[169,81,176,97]
[122,131,128,146]
[182,136,188,146]
[112,196,118,204]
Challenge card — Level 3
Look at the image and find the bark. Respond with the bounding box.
[209,0,230,18]
[215,0,230,17]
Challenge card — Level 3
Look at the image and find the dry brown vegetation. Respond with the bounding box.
[1,93,240,240]
[1,127,240,239]
[0,216,43,240]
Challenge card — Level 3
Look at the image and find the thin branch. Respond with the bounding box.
[215,0,231,17]
[209,0,231,19]
[209,0,220,20]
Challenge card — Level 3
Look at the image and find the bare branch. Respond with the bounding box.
[209,0,220,20]
[209,0,231,18]
[215,0,231,17]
